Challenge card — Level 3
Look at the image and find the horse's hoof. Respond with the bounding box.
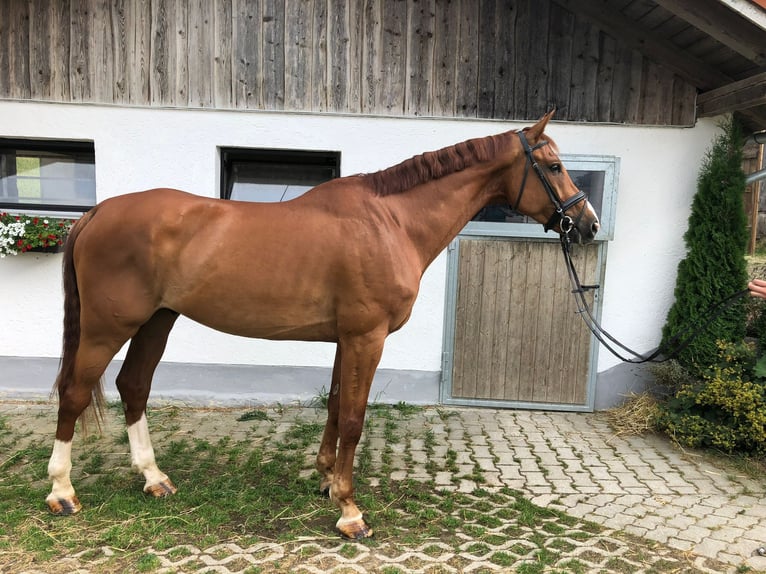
[144,479,177,498]
[337,518,373,540]
[46,496,81,515]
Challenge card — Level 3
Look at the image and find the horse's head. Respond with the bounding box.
[504,111,600,244]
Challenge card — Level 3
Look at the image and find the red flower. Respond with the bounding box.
[32,217,39,225]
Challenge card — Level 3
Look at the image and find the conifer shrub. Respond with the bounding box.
[660,119,748,377]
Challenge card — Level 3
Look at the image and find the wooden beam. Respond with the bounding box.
[654,0,766,66]
[550,0,732,90]
[697,71,766,116]
[736,107,766,133]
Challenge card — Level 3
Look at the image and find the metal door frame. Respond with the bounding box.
[440,155,619,412]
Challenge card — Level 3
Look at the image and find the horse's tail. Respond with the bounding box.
[53,207,105,434]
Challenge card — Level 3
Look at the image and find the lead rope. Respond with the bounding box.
[559,232,750,364]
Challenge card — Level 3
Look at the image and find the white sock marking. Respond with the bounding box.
[127,413,169,489]
[46,439,75,502]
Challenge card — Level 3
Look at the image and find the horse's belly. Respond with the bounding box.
[204,316,337,342]
[174,292,339,343]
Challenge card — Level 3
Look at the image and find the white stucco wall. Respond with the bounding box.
[0,100,721,376]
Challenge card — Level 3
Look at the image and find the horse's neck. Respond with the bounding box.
[386,166,502,270]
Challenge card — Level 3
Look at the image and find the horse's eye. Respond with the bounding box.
[550,163,561,174]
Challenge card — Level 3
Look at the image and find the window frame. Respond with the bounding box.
[461,154,619,242]
[220,147,341,202]
[0,138,96,213]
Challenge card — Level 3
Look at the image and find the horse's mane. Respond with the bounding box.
[362,130,518,196]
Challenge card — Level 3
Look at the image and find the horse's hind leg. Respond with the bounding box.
[115,309,179,497]
[316,345,342,496]
[46,338,121,514]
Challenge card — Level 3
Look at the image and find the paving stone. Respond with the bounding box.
[469,445,492,459]
[676,525,714,544]
[568,471,596,486]
[611,472,645,488]
[672,485,702,495]
[519,458,542,472]
[709,526,744,544]
[642,480,676,495]
[601,512,638,530]
[433,471,453,486]
[543,466,570,480]
[666,513,696,530]
[474,457,496,472]
[588,466,617,482]
[643,525,681,544]
[549,479,579,494]
[519,471,549,486]
[667,537,696,551]
[695,537,729,558]
[623,524,649,539]
[454,450,473,465]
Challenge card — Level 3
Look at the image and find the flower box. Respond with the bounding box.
[0,212,76,257]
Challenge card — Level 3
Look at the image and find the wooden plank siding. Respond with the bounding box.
[0,0,696,125]
[451,239,598,406]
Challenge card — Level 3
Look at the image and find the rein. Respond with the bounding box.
[558,232,749,364]
[517,130,750,364]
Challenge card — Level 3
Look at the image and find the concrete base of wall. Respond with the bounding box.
[0,356,440,406]
[594,361,655,410]
[1,356,654,411]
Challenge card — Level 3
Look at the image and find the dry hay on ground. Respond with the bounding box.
[606,393,659,437]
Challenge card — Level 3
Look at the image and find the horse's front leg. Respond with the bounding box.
[329,330,385,539]
[316,346,342,496]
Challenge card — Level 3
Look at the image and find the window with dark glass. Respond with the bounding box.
[220,148,341,202]
[0,139,96,212]
[472,170,605,224]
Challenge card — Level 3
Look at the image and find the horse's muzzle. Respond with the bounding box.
[569,217,600,244]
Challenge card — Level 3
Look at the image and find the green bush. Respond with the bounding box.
[649,359,695,397]
[660,119,748,376]
[655,340,766,453]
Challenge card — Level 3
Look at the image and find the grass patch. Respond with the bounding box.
[0,405,732,573]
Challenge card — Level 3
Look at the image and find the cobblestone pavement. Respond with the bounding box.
[4,400,766,573]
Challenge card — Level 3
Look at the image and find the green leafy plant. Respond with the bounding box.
[655,340,766,453]
[0,212,76,257]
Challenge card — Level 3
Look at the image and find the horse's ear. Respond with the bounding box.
[525,109,556,143]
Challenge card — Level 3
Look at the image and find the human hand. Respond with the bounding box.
[749,279,766,299]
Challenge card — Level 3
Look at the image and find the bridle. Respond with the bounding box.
[516,130,749,364]
[514,131,587,234]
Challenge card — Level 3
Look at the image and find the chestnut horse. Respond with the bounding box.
[45,111,599,539]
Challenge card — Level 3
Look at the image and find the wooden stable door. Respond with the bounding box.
[447,237,600,409]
